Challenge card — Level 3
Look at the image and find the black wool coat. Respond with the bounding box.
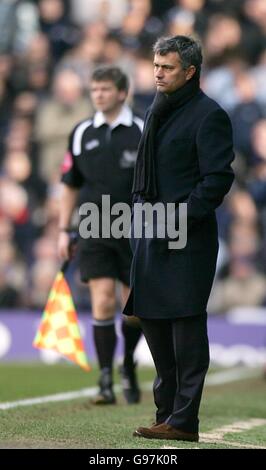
[123,89,235,319]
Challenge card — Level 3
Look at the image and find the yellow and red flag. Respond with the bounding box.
[33,271,91,371]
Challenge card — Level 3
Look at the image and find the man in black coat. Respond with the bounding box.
[123,36,235,442]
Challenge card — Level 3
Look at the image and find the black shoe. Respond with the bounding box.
[91,368,116,405]
[119,362,141,404]
[91,389,116,405]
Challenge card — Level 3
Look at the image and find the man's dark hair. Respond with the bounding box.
[153,36,203,79]
[91,66,129,93]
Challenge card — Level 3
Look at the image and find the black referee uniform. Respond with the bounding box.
[61,105,143,284]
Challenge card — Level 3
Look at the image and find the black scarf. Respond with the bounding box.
[132,78,200,201]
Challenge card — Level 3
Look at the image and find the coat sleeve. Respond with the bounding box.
[185,107,234,229]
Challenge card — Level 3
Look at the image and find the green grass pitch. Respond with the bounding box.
[0,363,265,449]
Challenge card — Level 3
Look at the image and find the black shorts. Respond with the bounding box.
[78,237,132,286]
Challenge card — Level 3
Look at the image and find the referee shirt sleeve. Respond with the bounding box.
[61,129,84,188]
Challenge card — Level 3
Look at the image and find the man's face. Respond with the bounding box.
[154,52,195,94]
[90,80,126,113]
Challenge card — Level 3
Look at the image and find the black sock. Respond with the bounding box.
[122,319,142,369]
[93,319,117,371]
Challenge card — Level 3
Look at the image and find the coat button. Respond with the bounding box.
[144,221,148,227]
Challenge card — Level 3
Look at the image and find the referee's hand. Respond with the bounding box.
[57,231,71,260]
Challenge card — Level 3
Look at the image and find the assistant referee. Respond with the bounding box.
[58,66,143,405]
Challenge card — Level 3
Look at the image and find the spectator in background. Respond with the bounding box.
[244,0,266,35]
[0,56,13,162]
[166,9,196,38]
[29,258,58,308]
[208,254,266,313]
[150,0,175,18]
[13,91,38,119]
[39,0,80,61]
[208,210,266,308]
[247,120,266,207]
[70,0,128,30]
[229,189,258,225]
[0,0,18,54]
[0,0,39,55]
[28,233,58,308]
[12,32,51,96]
[132,55,155,116]
[208,185,266,313]
[118,0,162,51]
[230,70,264,165]
[102,32,135,78]
[35,69,91,181]
[0,264,21,308]
[204,13,242,67]
[0,176,35,259]
[0,227,27,307]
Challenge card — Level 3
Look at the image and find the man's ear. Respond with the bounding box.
[119,90,127,102]
[185,65,196,81]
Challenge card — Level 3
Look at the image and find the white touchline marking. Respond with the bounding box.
[205,366,260,385]
[163,442,266,449]
[0,386,99,410]
[162,419,266,449]
[0,381,153,411]
[202,418,266,436]
[0,367,260,411]
[200,418,266,447]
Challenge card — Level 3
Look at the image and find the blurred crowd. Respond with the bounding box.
[0,0,266,313]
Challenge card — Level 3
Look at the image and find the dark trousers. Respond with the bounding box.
[140,314,209,433]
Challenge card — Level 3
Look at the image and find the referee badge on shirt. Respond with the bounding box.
[120,150,137,168]
[85,139,100,151]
